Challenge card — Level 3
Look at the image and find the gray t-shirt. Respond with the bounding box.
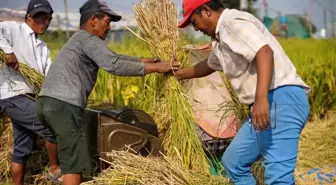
[39,30,145,109]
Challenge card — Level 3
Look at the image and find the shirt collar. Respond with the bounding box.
[214,9,228,41]
[22,22,35,35]
[22,22,42,45]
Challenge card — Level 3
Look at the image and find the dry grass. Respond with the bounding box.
[0,122,12,182]
[296,112,336,169]
[295,111,336,185]
[82,150,230,185]
[0,123,54,185]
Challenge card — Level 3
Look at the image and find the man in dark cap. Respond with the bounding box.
[0,0,63,184]
[36,0,179,184]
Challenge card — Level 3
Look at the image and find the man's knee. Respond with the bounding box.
[222,150,258,185]
[222,150,234,171]
[12,131,35,165]
[12,152,31,165]
[222,148,245,175]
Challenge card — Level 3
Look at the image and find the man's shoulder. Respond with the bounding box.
[0,21,20,25]
[74,30,104,49]
[221,9,257,24]
[65,30,98,47]
[55,31,91,56]
[72,30,93,40]
[0,21,21,29]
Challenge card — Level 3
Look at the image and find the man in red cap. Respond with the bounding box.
[175,0,311,185]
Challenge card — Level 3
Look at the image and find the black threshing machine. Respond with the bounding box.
[84,104,163,173]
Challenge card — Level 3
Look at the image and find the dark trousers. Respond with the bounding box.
[37,96,92,174]
[0,95,56,164]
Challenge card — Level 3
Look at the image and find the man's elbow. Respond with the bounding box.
[260,45,274,58]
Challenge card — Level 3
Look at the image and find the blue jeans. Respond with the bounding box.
[222,86,310,185]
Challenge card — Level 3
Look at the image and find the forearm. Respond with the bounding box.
[177,59,215,80]
[107,58,145,76]
[255,45,274,100]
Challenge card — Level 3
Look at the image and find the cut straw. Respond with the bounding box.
[129,0,210,173]
[0,50,45,95]
[84,150,230,185]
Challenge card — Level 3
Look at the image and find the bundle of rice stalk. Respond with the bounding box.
[218,72,248,126]
[83,151,230,185]
[128,0,210,173]
[0,50,45,94]
[0,124,13,182]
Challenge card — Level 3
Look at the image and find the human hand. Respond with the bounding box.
[154,61,180,73]
[5,53,19,70]
[251,97,270,132]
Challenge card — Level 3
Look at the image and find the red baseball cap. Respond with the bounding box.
[178,0,211,28]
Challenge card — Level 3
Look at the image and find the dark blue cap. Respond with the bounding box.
[27,0,53,16]
[79,0,122,22]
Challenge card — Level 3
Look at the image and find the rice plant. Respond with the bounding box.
[280,39,336,119]
[0,50,45,95]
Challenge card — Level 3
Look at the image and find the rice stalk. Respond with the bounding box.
[130,0,210,173]
[296,112,336,169]
[251,160,265,185]
[0,123,55,184]
[83,150,230,185]
[0,124,13,182]
[0,50,45,94]
[279,39,336,119]
[217,73,248,127]
[295,112,336,184]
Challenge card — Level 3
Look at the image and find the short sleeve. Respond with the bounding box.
[225,18,268,62]
[207,51,222,71]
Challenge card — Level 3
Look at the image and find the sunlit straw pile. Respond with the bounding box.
[0,123,53,184]
[295,112,336,185]
[83,150,230,185]
[0,120,12,182]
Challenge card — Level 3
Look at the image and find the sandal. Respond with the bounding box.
[44,170,63,184]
